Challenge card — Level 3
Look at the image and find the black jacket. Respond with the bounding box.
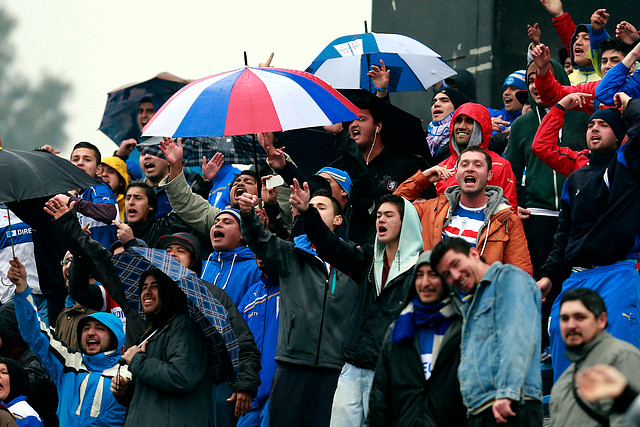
[128,211,192,248]
[240,210,358,369]
[368,317,465,427]
[53,211,148,348]
[541,99,640,285]
[124,311,211,427]
[301,204,422,370]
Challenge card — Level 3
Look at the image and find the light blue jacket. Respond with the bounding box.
[13,289,130,426]
[456,262,542,413]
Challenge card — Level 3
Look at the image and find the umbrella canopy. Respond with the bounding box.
[305,32,457,93]
[0,148,99,203]
[339,89,433,163]
[99,72,190,144]
[112,247,239,383]
[141,67,359,138]
[138,135,267,167]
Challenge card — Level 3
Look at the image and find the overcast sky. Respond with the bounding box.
[3,0,371,158]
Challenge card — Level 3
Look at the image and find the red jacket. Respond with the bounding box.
[553,12,576,55]
[532,106,590,177]
[536,68,599,115]
[434,103,518,208]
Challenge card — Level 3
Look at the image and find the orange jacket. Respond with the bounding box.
[395,171,533,275]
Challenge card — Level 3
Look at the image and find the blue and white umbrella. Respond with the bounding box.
[305,32,457,93]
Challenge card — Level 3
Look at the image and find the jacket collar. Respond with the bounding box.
[565,330,610,363]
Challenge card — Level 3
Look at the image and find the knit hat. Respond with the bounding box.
[589,109,627,145]
[214,208,241,225]
[0,357,29,403]
[415,250,432,268]
[432,87,470,110]
[315,167,352,199]
[502,70,527,91]
[101,156,129,187]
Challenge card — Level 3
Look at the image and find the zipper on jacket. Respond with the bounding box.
[315,270,331,365]
[287,313,296,344]
[553,171,559,211]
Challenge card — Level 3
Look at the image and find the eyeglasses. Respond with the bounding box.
[60,259,72,266]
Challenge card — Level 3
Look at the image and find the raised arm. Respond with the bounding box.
[531,94,591,177]
[45,198,147,347]
[158,137,220,235]
[540,0,575,53]
[290,179,370,278]
[595,43,640,106]
[8,257,67,386]
[237,193,295,278]
[533,44,595,114]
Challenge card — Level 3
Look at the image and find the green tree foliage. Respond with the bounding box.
[0,8,70,150]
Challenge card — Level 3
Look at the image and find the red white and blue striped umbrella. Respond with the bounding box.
[141,67,359,138]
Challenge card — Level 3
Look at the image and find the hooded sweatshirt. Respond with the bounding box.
[568,23,601,85]
[201,245,262,306]
[13,290,129,427]
[506,59,589,212]
[301,197,424,370]
[434,103,518,209]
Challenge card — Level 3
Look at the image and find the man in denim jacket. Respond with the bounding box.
[432,237,542,426]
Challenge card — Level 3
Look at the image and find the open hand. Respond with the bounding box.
[202,153,225,181]
[289,178,311,212]
[159,137,184,166]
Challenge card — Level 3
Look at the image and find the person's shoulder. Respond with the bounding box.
[606,333,640,358]
[488,262,535,286]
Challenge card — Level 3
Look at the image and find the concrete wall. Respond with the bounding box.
[372,0,639,124]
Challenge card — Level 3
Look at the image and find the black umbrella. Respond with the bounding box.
[338,89,433,165]
[0,148,99,203]
[98,73,190,144]
[0,147,99,255]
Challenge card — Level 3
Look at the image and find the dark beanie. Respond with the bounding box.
[0,357,30,403]
[433,87,470,110]
[590,109,627,144]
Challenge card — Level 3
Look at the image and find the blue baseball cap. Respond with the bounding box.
[316,167,352,200]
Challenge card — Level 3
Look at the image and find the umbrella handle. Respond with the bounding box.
[6,208,15,259]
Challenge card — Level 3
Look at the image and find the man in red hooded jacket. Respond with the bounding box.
[397,103,518,209]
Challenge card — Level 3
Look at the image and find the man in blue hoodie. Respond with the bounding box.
[238,188,358,427]
[7,257,128,427]
[201,208,262,306]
